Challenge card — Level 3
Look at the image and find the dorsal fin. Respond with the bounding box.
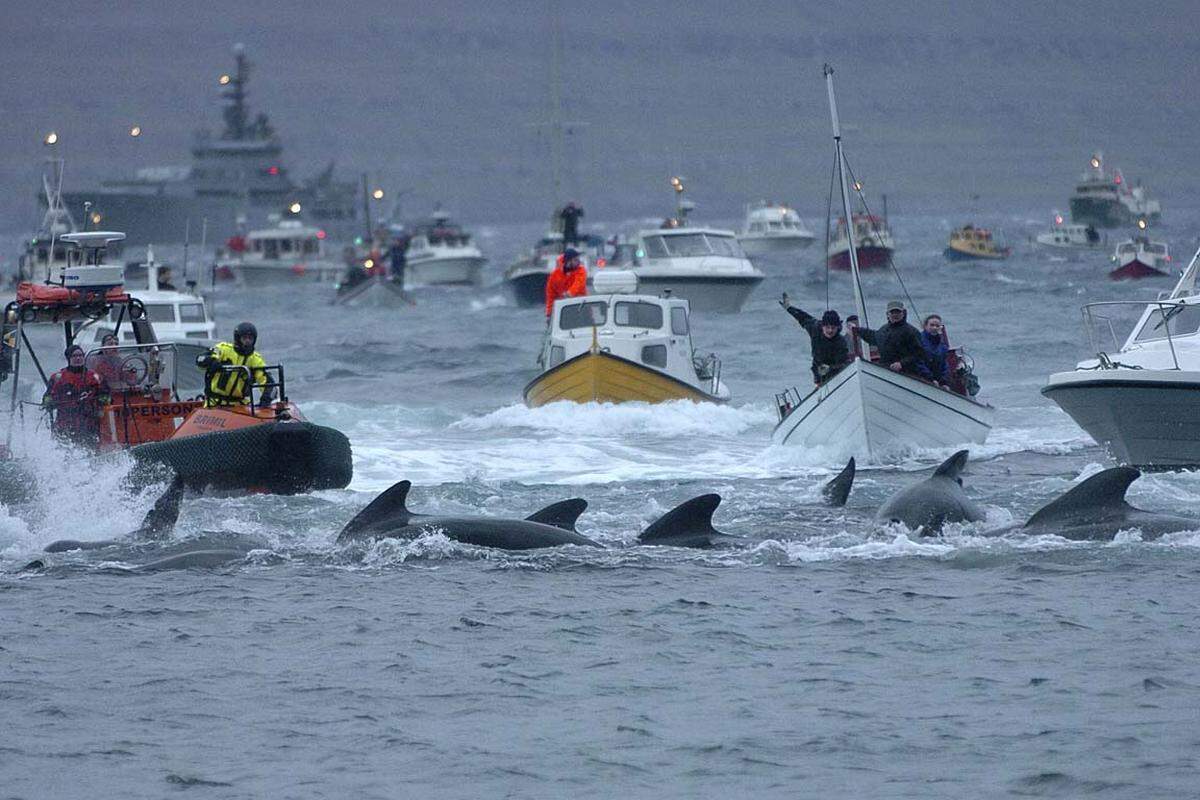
[638,494,732,548]
[133,473,186,540]
[525,498,587,531]
[338,480,413,540]
[933,450,970,480]
[1025,467,1140,529]
[822,458,855,506]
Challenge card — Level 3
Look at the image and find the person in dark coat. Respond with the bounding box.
[917,314,950,386]
[559,202,584,246]
[780,294,851,385]
[850,299,927,377]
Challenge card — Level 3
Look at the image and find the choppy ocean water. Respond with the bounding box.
[3,210,1200,798]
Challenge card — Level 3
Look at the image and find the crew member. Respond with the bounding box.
[559,201,584,246]
[780,294,851,385]
[196,321,270,407]
[849,300,927,377]
[388,233,409,284]
[44,344,107,446]
[544,248,588,317]
[918,314,951,386]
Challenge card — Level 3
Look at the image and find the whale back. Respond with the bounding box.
[1025,467,1139,529]
[337,480,414,542]
[525,498,588,531]
[638,494,734,549]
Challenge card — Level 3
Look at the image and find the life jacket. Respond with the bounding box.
[202,341,267,406]
[46,367,105,437]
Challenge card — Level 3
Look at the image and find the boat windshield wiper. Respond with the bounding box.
[1152,302,1186,331]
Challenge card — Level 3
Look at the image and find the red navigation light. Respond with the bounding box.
[316,229,327,240]
[1054,214,1064,225]
[268,166,280,176]
[1114,174,1122,184]
[596,258,607,268]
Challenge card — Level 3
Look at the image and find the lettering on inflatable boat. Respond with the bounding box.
[192,413,228,429]
[118,403,200,419]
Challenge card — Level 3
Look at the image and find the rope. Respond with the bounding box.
[824,149,837,311]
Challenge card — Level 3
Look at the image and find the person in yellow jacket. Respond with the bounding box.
[196,321,270,407]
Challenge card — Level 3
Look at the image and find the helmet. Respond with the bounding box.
[233,321,258,356]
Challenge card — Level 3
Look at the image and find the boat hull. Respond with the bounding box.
[1109,258,1168,281]
[235,261,342,286]
[1043,370,1200,468]
[505,269,549,307]
[334,276,412,306]
[827,246,893,271]
[406,256,486,287]
[524,351,720,408]
[772,359,993,461]
[943,245,1010,261]
[738,234,815,258]
[627,274,763,313]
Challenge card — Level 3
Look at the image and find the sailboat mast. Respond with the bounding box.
[824,64,869,331]
[549,2,565,206]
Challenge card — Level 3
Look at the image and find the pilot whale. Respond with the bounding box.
[875,450,986,534]
[1023,466,1200,540]
[43,475,187,553]
[336,480,602,550]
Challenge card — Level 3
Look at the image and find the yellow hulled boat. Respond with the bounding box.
[524,273,730,408]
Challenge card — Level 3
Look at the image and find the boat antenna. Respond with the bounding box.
[823,64,868,331]
[824,149,838,311]
[182,219,190,282]
[361,173,373,243]
[549,0,564,207]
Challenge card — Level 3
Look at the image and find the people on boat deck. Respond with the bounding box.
[917,314,951,386]
[559,202,584,246]
[157,267,177,291]
[544,248,588,317]
[92,333,133,390]
[849,300,927,377]
[196,321,270,407]
[0,309,17,381]
[779,294,850,385]
[44,344,107,445]
[388,234,409,284]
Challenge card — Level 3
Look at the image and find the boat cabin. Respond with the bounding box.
[246,219,325,260]
[743,203,809,236]
[635,228,746,261]
[1114,238,1168,262]
[408,213,475,251]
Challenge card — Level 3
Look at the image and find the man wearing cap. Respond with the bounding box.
[779,294,851,385]
[43,344,108,446]
[849,300,927,377]
[544,248,588,317]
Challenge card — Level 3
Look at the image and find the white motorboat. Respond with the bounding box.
[17,158,86,282]
[1109,231,1170,280]
[1043,246,1200,468]
[81,246,217,346]
[503,231,603,308]
[737,202,815,259]
[771,65,994,463]
[404,211,486,287]
[225,218,342,286]
[1034,214,1105,252]
[1069,152,1162,229]
[616,225,764,313]
[525,271,730,406]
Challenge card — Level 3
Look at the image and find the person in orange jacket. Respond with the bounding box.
[544,247,588,317]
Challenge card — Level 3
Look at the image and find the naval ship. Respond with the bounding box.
[58,45,359,246]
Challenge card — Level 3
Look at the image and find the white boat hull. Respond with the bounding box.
[738,234,815,258]
[772,359,994,461]
[1043,369,1200,467]
[628,273,764,313]
[235,260,342,287]
[334,276,412,307]
[406,255,486,287]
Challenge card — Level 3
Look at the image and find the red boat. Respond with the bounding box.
[827,213,895,271]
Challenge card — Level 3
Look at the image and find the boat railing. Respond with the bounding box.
[693,353,722,396]
[774,386,804,422]
[205,363,289,412]
[1081,299,1188,370]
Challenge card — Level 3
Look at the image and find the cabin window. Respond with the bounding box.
[559,301,608,329]
[549,346,565,367]
[303,239,319,254]
[642,236,670,258]
[186,331,210,339]
[1134,305,1200,343]
[661,234,709,257]
[768,221,783,230]
[671,307,689,336]
[750,223,764,233]
[280,239,294,253]
[145,304,176,323]
[179,304,207,323]
[641,344,667,368]
[706,235,742,257]
[614,301,663,329]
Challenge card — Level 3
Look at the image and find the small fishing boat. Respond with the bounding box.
[1109,229,1170,280]
[772,65,994,462]
[503,231,604,308]
[404,210,486,287]
[827,212,894,271]
[1034,214,1105,252]
[524,271,730,407]
[2,231,351,495]
[222,218,342,286]
[737,201,815,259]
[943,224,1011,261]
